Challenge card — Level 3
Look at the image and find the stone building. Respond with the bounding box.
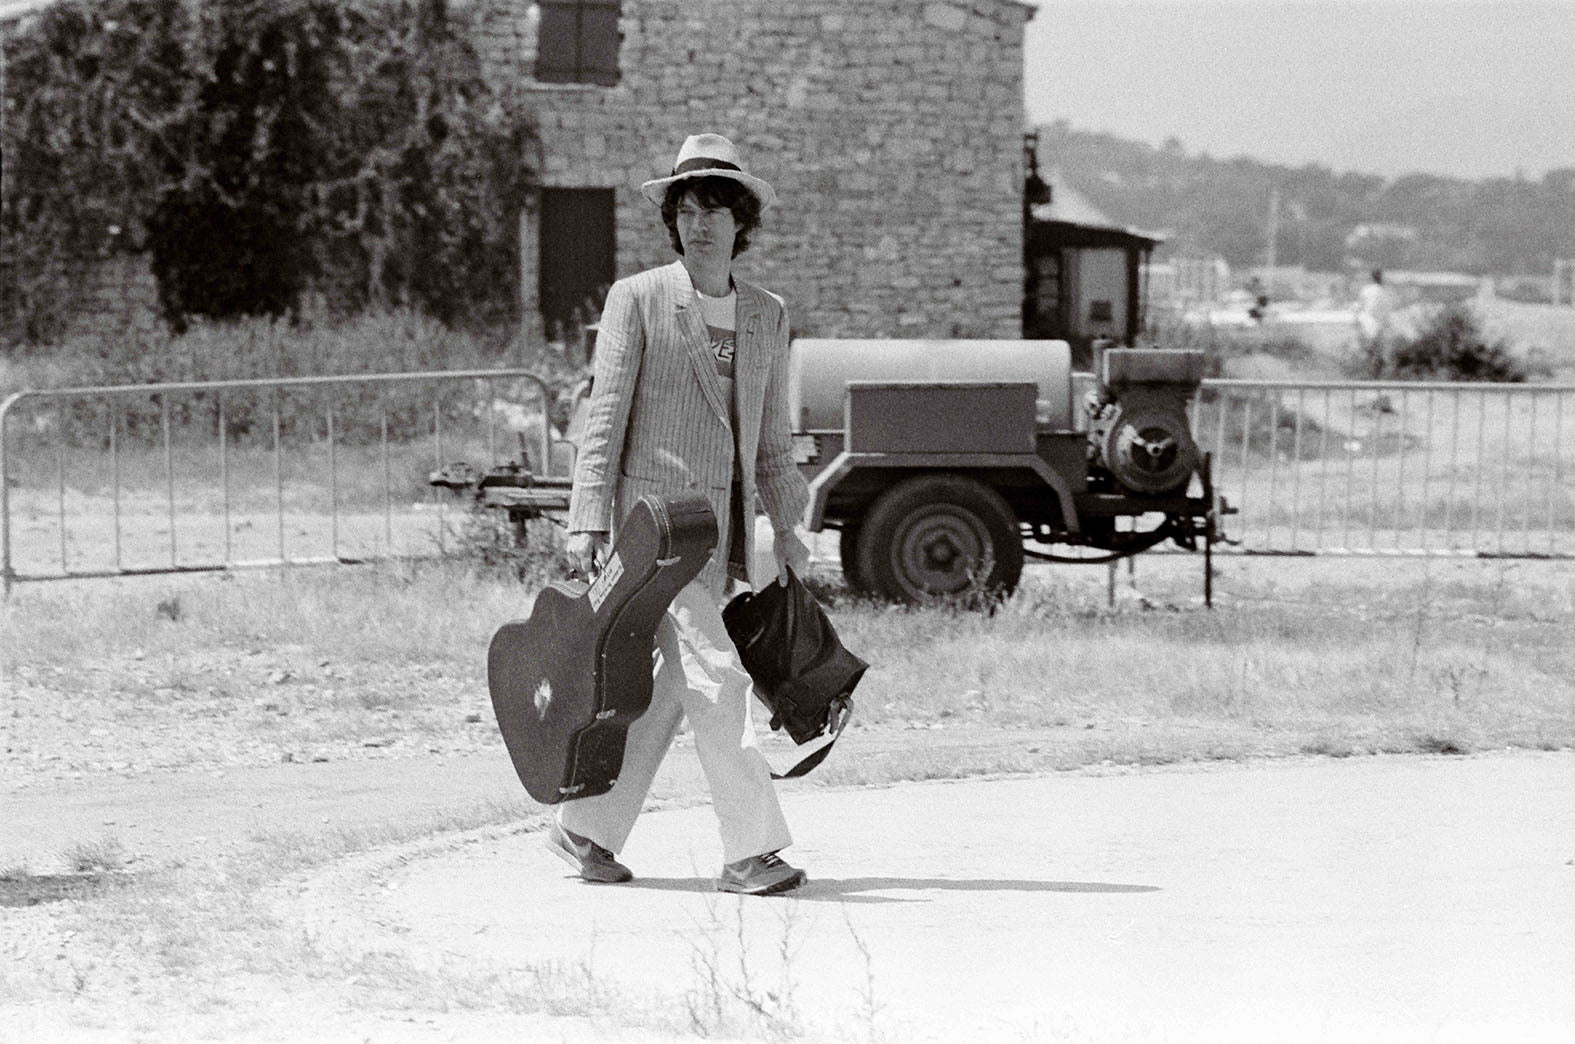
[468,0,1036,340]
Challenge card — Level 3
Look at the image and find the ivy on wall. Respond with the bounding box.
[1,0,535,344]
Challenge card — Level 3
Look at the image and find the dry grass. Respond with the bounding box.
[1,552,538,672]
[6,554,1573,769]
[1478,297,1575,380]
[817,557,1574,760]
[61,836,130,874]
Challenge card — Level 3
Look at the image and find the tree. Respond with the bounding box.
[148,0,341,327]
[1,0,187,341]
[1031,122,1575,277]
[311,0,533,327]
[1,0,535,343]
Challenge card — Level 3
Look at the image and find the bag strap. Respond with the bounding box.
[770,697,852,780]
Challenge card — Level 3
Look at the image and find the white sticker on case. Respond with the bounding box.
[587,550,624,612]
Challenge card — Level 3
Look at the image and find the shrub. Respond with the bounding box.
[7,309,587,447]
[0,0,535,343]
[442,508,576,585]
[1374,304,1540,383]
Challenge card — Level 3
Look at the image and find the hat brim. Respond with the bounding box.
[640,168,776,209]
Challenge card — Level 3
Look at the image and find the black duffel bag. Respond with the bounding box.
[723,566,867,778]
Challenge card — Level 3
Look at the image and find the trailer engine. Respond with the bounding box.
[1084,346,1205,496]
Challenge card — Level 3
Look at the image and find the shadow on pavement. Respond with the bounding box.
[613,875,1161,903]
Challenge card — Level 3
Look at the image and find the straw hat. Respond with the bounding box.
[639,133,776,209]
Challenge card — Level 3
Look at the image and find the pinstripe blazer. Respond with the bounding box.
[567,260,810,598]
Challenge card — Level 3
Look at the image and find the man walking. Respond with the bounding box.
[549,133,812,896]
[1356,268,1395,368]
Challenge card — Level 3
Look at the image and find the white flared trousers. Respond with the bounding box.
[556,579,792,866]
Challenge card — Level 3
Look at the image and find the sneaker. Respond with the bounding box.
[547,821,633,883]
[716,851,806,895]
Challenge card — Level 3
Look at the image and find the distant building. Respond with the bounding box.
[1144,256,1240,311]
[1380,270,1486,306]
[1024,174,1162,360]
[1344,222,1419,248]
[1243,266,1346,305]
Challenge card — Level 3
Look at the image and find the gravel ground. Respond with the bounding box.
[3,647,501,793]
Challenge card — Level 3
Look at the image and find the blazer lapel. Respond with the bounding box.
[664,261,731,426]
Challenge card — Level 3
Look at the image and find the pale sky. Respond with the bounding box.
[1023,0,1575,180]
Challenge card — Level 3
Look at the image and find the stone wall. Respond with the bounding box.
[481,0,1033,338]
[63,253,163,342]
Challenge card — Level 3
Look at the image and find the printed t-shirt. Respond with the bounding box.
[698,287,746,567]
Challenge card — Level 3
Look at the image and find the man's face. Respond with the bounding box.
[675,190,736,263]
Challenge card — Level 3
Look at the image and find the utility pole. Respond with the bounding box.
[1263,186,1280,273]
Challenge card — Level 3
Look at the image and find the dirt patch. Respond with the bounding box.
[4,645,501,793]
[0,870,133,909]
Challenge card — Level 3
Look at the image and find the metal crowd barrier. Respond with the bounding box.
[0,369,561,594]
[3,373,1572,594]
[1196,379,1573,558]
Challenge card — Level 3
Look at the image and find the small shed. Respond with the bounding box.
[1024,174,1162,362]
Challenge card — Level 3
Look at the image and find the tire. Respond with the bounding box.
[854,474,1023,604]
[838,524,865,592]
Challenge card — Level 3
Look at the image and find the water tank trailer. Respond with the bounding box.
[789,339,1230,604]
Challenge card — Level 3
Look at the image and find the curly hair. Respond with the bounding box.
[660,177,762,258]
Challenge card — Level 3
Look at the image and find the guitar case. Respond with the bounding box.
[487,492,718,805]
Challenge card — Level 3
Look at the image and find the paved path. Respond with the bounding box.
[7,741,1573,1042]
[0,726,1055,872]
[369,753,1574,1043]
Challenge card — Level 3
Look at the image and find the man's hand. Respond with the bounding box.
[772,528,810,586]
[566,530,608,576]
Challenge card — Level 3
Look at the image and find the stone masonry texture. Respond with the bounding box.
[2,0,1033,343]
[479,0,1033,339]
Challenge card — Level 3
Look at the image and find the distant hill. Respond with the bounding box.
[1034,121,1575,282]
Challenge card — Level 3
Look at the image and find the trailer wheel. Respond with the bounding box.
[855,474,1023,604]
[838,525,865,592]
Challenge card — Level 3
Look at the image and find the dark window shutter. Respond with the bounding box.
[579,0,622,86]
[535,1,579,83]
[535,0,620,86]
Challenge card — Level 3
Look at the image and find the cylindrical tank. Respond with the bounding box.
[789,339,1074,432]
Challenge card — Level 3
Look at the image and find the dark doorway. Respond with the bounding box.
[539,188,615,340]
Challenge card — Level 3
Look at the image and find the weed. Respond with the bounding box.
[842,905,886,1044]
[1417,735,1469,755]
[1405,560,1436,690]
[686,893,805,1040]
[1298,736,1358,758]
[63,836,128,874]
[1433,662,1488,707]
[439,507,576,585]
